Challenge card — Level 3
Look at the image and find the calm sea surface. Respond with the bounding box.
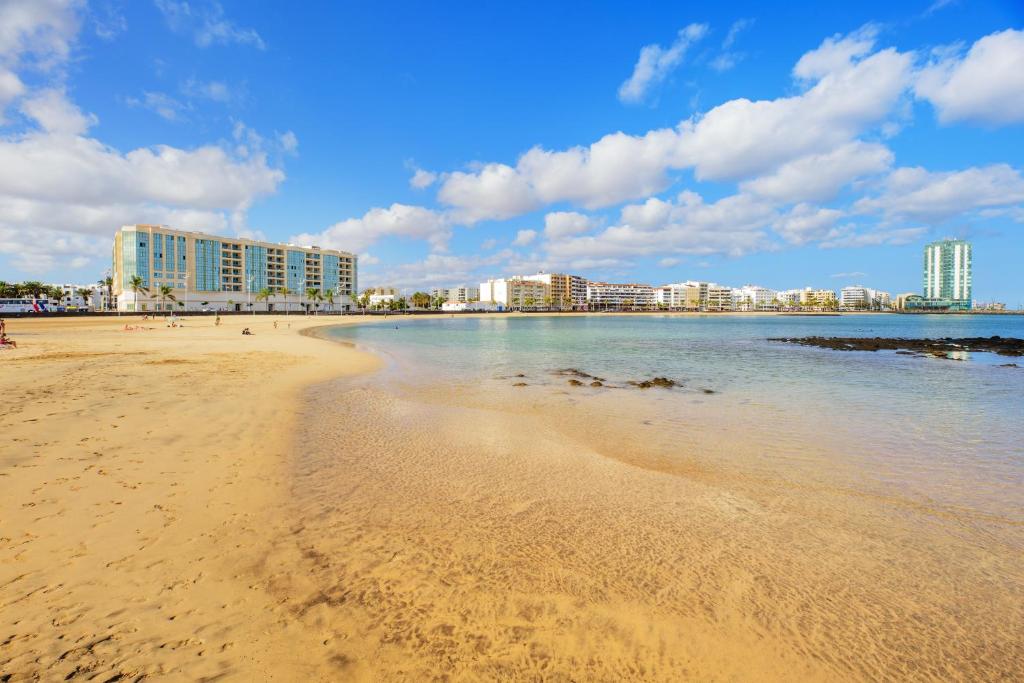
[325,314,1024,518]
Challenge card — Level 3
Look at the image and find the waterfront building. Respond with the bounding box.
[368,293,397,308]
[791,287,838,309]
[112,225,356,312]
[655,283,700,309]
[46,283,105,311]
[923,239,971,306]
[441,300,501,312]
[480,278,550,308]
[840,286,890,310]
[732,285,777,311]
[431,285,480,303]
[706,285,734,311]
[520,272,588,308]
[585,282,656,308]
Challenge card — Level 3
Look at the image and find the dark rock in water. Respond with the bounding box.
[629,376,677,389]
[999,363,1018,368]
[552,368,604,381]
[590,380,603,387]
[513,382,528,387]
[769,335,1024,358]
[702,388,715,394]
[568,379,584,386]
[515,373,526,378]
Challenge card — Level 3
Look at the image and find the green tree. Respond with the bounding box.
[358,291,371,311]
[128,275,148,313]
[305,286,320,314]
[543,295,553,310]
[157,284,177,311]
[76,287,94,309]
[325,289,335,313]
[432,294,445,309]
[256,287,273,311]
[102,276,114,311]
[523,296,535,309]
[411,291,431,309]
[279,285,292,315]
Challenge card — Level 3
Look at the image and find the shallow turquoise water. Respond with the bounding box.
[326,314,1024,514]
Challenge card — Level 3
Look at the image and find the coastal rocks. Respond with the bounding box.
[567,379,584,386]
[590,380,603,387]
[552,368,605,382]
[628,377,677,389]
[769,335,1024,358]
[513,382,528,386]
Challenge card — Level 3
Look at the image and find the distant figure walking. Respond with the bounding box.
[273,320,278,329]
[215,313,221,326]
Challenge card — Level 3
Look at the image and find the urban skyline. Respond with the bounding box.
[0,2,1022,303]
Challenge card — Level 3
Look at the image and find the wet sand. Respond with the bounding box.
[2,314,1022,681]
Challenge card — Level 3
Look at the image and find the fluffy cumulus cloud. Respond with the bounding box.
[618,23,708,103]
[291,204,450,255]
[436,26,912,223]
[772,203,843,245]
[409,168,437,189]
[546,191,777,261]
[512,229,537,246]
[0,3,288,273]
[543,211,597,239]
[854,164,1024,222]
[0,0,82,117]
[741,141,894,203]
[915,29,1024,125]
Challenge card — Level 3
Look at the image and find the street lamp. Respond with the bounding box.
[248,273,255,317]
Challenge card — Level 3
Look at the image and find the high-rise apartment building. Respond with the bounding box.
[112,225,357,312]
[923,239,971,305]
[520,273,588,308]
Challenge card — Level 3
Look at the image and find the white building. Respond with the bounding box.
[368,293,397,308]
[840,286,892,310]
[441,300,500,312]
[48,283,101,310]
[731,285,777,311]
[585,282,656,308]
[655,282,700,309]
[706,285,734,311]
[480,278,550,308]
[519,272,588,307]
[431,285,480,303]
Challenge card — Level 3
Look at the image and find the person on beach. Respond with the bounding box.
[215,313,221,326]
[273,320,278,329]
[242,327,253,335]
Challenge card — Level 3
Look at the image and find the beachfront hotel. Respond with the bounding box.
[111,225,357,312]
[923,238,972,309]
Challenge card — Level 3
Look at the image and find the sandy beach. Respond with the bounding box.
[0,314,380,680]
[2,313,1022,681]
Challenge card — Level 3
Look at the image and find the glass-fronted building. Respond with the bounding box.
[923,239,972,308]
[112,225,357,312]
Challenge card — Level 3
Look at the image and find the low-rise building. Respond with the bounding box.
[586,282,656,308]
[441,300,501,312]
[431,285,480,303]
[520,272,587,308]
[480,278,550,308]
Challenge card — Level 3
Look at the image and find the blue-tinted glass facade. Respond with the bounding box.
[177,236,187,272]
[245,244,268,291]
[322,253,339,293]
[195,239,221,291]
[120,230,150,288]
[287,250,305,291]
[152,233,164,274]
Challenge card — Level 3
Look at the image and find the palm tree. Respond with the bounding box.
[279,285,292,315]
[543,295,553,310]
[325,289,335,313]
[128,275,148,313]
[358,291,371,312]
[158,284,176,312]
[76,287,94,310]
[523,296,535,310]
[305,287,320,314]
[411,291,431,309]
[103,276,114,311]
[255,287,273,312]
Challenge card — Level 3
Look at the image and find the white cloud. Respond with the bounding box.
[359,252,380,265]
[547,191,778,261]
[438,162,538,222]
[741,141,893,203]
[915,28,1024,125]
[480,238,497,250]
[711,18,754,72]
[819,226,927,249]
[772,203,843,245]
[0,0,81,117]
[618,23,708,103]
[435,27,912,222]
[181,77,235,103]
[831,271,867,279]
[19,87,96,135]
[291,204,450,254]
[793,25,878,81]
[154,0,265,49]
[658,257,681,267]
[278,130,298,155]
[512,229,537,246]
[126,90,189,121]
[854,164,1024,222]
[543,211,596,239]
[409,168,437,189]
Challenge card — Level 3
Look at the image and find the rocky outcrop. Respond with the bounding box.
[769,336,1024,358]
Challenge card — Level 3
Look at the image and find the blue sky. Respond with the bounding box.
[1,1,1022,303]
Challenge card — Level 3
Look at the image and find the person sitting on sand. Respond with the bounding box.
[242,327,253,335]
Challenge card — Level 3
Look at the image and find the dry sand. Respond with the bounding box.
[2,313,1022,681]
[0,314,379,680]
